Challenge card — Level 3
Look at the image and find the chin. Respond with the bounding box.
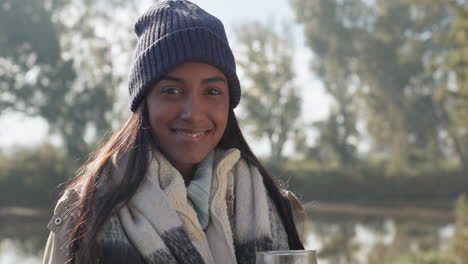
[183,152,210,164]
[169,148,211,165]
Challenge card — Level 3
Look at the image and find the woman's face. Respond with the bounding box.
[146,62,229,174]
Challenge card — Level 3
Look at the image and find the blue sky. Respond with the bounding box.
[0,0,331,155]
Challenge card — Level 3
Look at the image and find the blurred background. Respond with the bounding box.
[1,0,468,263]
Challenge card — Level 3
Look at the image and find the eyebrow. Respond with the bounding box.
[160,75,185,83]
[202,76,227,84]
[161,75,227,84]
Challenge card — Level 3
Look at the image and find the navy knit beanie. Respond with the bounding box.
[128,0,241,112]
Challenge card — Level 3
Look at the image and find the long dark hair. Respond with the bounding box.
[66,102,303,263]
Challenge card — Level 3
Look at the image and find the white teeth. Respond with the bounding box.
[175,130,206,137]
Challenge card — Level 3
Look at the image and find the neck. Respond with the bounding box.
[174,162,195,185]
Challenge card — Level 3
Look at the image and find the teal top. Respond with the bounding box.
[186,151,214,230]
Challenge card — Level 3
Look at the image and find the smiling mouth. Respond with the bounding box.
[171,128,213,139]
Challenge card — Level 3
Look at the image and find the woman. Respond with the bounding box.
[43,1,304,263]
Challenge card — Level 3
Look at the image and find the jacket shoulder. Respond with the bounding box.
[47,188,81,242]
[233,158,305,213]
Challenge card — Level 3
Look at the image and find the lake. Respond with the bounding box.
[301,202,454,264]
[0,204,454,264]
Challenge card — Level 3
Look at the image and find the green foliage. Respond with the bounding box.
[235,21,302,162]
[0,144,78,207]
[49,0,139,158]
[270,158,467,204]
[428,1,468,171]
[290,0,452,171]
[0,0,75,118]
[309,112,358,167]
[0,0,139,159]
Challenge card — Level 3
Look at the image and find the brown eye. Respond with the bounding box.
[206,88,222,95]
[161,87,182,95]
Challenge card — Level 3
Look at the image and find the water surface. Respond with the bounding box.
[0,207,454,264]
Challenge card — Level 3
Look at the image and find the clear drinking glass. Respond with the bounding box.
[255,250,317,264]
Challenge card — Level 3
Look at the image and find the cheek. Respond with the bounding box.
[147,102,172,137]
[213,105,229,134]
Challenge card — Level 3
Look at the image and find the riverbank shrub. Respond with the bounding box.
[0,144,466,208]
[267,160,467,206]
[0,144,77,207]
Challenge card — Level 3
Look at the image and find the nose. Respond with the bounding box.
[180,93,204,122]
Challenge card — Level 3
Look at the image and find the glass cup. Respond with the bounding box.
[255,250,317,264]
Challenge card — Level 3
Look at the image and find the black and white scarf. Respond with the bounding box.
[93,148,290,264]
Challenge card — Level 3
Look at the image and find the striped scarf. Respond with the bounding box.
[91,148,289,264]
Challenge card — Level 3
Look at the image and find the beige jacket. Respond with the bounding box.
[43,148,303,264]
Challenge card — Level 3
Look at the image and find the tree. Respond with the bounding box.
[0,0,75,119]
[291,0,451,171]
[429,0,468,171]
[0,0,139,158]
[235,21,302,162]
[0,143,77,206]
[310,110,358,167]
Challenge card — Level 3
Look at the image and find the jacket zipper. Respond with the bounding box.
[211,153,238,264]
